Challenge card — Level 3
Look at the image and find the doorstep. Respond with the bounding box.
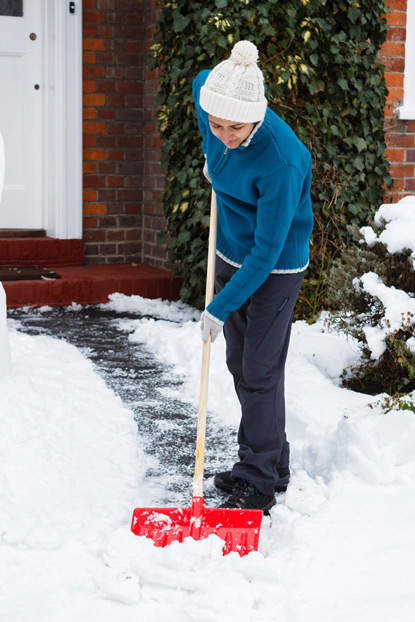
[2,263,182,309]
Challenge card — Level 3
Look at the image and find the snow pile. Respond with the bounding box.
[0,283,11,376]
[0,329,146,553]
[361,194,415,266]
[101,293,200,323]
[0,131,11,377]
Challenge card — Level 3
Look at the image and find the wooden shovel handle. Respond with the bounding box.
[193,190,217,497]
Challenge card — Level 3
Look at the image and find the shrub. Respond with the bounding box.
[326,199,415,402]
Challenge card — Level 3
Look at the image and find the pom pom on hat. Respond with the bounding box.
[199,40,267,123]
[230,40,259,66]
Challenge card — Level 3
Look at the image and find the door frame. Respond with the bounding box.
[43,0,82,239]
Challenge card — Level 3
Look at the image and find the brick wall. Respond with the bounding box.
[82,0,414,269]
[82,0,167,266]
[380,0,415,201]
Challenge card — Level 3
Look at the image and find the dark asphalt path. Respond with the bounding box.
[9,306,236,506]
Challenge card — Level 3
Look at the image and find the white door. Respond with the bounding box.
[0,0,43,229]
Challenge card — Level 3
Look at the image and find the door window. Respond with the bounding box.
[0,1,23,17]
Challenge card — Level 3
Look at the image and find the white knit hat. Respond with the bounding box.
[200,40,267,123]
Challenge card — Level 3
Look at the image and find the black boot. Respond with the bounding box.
[214,468,290,494]
[220,478,276,514]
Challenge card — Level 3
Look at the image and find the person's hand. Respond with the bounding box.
[200,310,223,343]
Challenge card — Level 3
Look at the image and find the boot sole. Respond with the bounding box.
[214,471,289,494]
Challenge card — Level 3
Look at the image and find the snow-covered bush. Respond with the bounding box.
[327,196,415,405]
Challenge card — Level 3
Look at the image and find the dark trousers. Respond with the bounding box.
[215,255,305,496]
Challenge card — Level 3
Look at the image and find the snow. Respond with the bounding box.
[0,282,11,376]
[1,294,415,622]
[361,194,415,265]
[358,196,415,359]
[0,131,11,377]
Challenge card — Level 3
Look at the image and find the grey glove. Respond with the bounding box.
[200,310,224,343]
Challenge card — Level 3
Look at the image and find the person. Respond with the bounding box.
[192,40,313,514]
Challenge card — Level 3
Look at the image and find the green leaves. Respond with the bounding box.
[151,0,391,314]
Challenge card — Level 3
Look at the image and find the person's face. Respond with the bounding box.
[208,115,255,149]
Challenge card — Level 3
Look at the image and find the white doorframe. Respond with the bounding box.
[43,0,82,239]
[398,0,415,120]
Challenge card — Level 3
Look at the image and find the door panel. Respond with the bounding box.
[0,0,43,229]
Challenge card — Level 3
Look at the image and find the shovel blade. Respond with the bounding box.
[131,496,263,557]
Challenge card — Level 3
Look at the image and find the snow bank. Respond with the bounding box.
[101,292,200,323]
[0,283,11,376]
[0,132,11,378]
[0,329,145,552]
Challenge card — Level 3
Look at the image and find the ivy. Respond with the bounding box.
[150,0,391,314]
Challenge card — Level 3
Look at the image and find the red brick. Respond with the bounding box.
[84,176,106,189]
[83,108,97,120]
[83,65,106,78]
[386,133,414,147]
[96,52,115,64]
[381,56,405,72]
[404,179,415,191]
[83,203,107,216]
[83,80,97,92]
[83,216,98,228]
[83,134,98,147]
[386,26,406,41]
[407,150,415,162]
[99,163,117,175]
[387,0,407,10]
[390,162,415,177]
[97,0,115,8]
[84,148,106,161]
[83,121,107,134]
[107,176,125,188]
[83,24,98,37]
[386,86,404,101]
[96,80,117,93]
[385,72,404,87]
[83,38,107,51]
[97,109,117,120]
[125,41,143,52]
[116,82,142,94]
[83,162,98,174]
[84,229,106,242]
[84,10,106,23]
[385,148,405,162]
[107,150,124,160]
[380,42,406,57]
[83,189,97,202]
[84,93,106,106]
[83,51,96,64]
[385,10,407,26]
[406,121,415,132]
[106,95,123,107]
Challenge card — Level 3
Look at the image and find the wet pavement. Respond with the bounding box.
[8,306,236,507]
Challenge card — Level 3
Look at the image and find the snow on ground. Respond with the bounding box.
[1,293,415,622]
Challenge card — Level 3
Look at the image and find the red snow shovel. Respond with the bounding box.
[131,190,263,556]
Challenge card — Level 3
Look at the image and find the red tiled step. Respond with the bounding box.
[0,237,83,267]
[3,263,182,309]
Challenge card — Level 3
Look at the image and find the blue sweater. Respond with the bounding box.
[193,70,313,323]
